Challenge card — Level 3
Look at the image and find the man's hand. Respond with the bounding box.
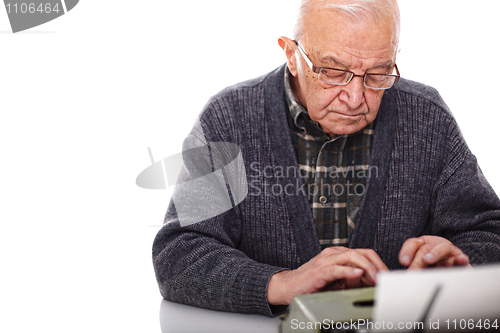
[267,247,388,306]
[399,235,471,269]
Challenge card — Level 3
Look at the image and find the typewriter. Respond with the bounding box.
[279,265,500,333]
[279,287,374,333]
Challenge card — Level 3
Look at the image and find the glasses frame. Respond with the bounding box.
[294,40,400,90]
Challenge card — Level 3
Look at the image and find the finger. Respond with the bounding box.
[345,275,374,289]
[358,273,376,287]
[319,246,349,258]
[407,242,456,269]
[441,253,470,267]
[321,264,364,283]
[454,253,470,266]
[434,256,456,267]
[342,265,376,288]
[421,241,462,266]
[399,237,425,266]
[407,244,433,269]
[328,251,380,284]
[322,279,347,291]
[354,249,389,272]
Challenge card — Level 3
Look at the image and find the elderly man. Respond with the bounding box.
[152,0,500,317]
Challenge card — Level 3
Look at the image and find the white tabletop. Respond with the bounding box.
[159,299,280,333]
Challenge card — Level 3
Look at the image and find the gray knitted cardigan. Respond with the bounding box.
[153,64,500,317]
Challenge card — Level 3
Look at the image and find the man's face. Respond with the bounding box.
[288,10,398,136]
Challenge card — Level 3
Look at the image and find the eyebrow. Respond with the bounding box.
[320,56,350,68]
[320,56,393,70]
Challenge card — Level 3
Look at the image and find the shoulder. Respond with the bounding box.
[206,65,285,107]
[193,65,286,142]
[391,77,451,116]
[389,78,470,166]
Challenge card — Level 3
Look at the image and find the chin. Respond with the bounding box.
[324,119,370,136]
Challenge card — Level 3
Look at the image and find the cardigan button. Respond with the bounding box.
[319,196,327,204]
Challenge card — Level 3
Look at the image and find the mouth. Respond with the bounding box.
[333,111,364,118]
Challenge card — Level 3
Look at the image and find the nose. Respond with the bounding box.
[338,76,365,109]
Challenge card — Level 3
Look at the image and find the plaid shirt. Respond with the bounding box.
[284,68,375,249]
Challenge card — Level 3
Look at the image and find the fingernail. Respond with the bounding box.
[401,255,410,265]
[353,268,363,274]
[423,252,435,262]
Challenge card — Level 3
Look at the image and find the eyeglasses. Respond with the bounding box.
[294,41,400,90]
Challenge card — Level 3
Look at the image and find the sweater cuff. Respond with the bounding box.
[459,243,500,265]
[231,261,288,317]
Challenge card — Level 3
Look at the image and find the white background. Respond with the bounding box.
[1,1,499,332]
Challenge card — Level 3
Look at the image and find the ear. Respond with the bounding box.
[278,36,299,77]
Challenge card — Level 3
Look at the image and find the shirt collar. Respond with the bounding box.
[284,66,307,129]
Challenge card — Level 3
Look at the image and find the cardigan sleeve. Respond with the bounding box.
[431,119,500,264]
[152,202,287,316]
[152,99,289,317]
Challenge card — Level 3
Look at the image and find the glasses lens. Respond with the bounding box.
[364,74,396,90]
[318,68,352,85]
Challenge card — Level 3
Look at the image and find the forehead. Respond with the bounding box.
[302,9,398,67]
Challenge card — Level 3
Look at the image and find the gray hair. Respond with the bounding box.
[293,0,400,44]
